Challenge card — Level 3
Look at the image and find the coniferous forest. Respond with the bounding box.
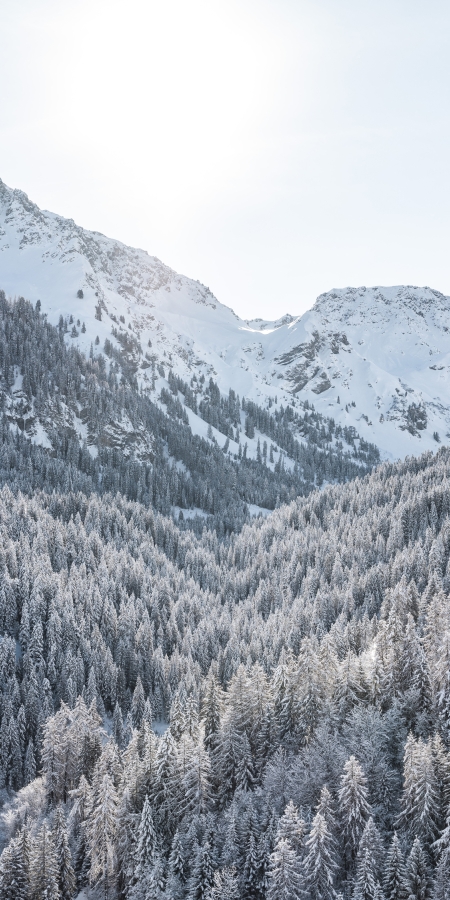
[0,295,449,899]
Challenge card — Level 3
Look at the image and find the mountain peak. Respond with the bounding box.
[0,180,449,460]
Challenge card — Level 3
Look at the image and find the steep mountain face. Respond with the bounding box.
[0,178,448,461]
[281,285,450,458]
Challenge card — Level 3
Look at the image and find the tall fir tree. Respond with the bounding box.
[188,841,214,900]
[302,812,338,900]
[404,839,430,900]
[384,833,407,900]
[53,804,76,900]
[30,821,60,900]
[87,772,119,900]
[339,756,371,870]
[134,795,157,880]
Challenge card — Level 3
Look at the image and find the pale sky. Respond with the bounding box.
[1,0,449,320]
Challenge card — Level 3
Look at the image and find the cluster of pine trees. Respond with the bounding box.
[0,436,448,895]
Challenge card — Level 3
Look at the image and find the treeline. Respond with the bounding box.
[166,368,380,472]
[242,397,378,467]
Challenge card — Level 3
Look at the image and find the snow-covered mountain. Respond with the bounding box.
[1,177,449,460]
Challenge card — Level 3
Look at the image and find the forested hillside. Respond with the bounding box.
[0,292,378,535]
[0,439,449,897]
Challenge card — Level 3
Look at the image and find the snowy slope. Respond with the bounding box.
[268,285,450,459]
[0,178,449,460]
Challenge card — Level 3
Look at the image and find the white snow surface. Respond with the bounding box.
[1,178,449,460]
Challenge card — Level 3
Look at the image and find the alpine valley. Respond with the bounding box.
[0,179,449,900]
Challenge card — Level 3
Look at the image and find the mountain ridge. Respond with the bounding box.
[1,177,449,461]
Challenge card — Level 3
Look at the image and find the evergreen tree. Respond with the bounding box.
[170,693,186,742]
[316,785,338,839]
[134,795,157,880]
[30,820,60,900]
[384,833,407,900]
[129,854,166,900]
[356,818,384,885]
[188,841,214,900]
[276,800,306,855]
[211,866,239,900]
[182,745,212,817]
[0,841,18,900]
[398,736,440,848]
[244,832,262,900]
[153,730,180,842]
[53,804,76,900]
[202,672,223,752]
[131,677,145,730]
[302,812,338,900]
[267,837,303,900]
[24,738,36,784]
[116,786,139,898]
[112,701,124,748]
[339,756,371,869]
[404,839,430,900]
[353,848,380,900]
[0,826,29,900]
[166,830,186,900]
[431,849,450,900]
[87,772,119,899]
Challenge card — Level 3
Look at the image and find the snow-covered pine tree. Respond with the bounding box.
[153,730,180,843]
[113,701,124,748]
[116,786,139,897]
[267,836,303,900]
[211,866,239,900]
[404,838,430,900]
[87,772,119,899]
[134,794,158,880]
[356,818,384,886]
[182,744,212,818]
[339,756,371,870]
[0,826,29,900]
[202,672,223,753]
[131,676,146,730]
[398,735,440,848]
[383,833,407,900]
[130,853,166,900]
[170,693,186,742]
[276,800,306,856]
[431,846,450,900]
[353,847,381,900]
[24,738,36,784]
[316,786,338,842]
[29,821,60,900]
[302,811,338,900]
[52,804,76,900]
[188,840,214,900]
[166,830,186,900]
[243,832,262,900]
[0,841,18,900]
[434,635,450,747]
